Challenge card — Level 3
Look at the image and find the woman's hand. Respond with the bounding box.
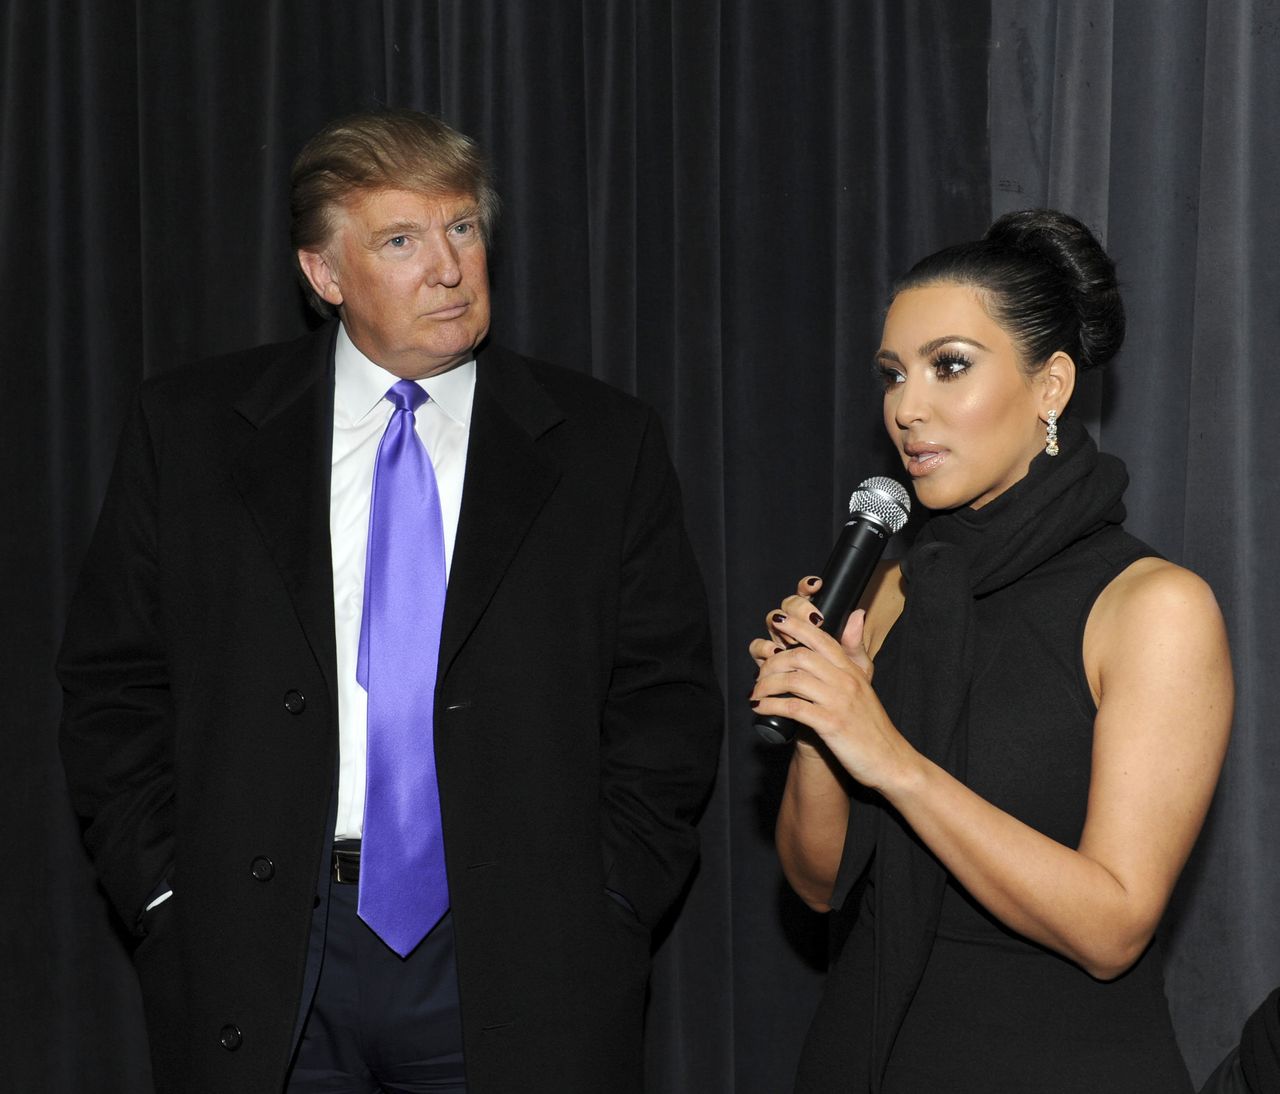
[747,575,820,665]
[749,576,918,792]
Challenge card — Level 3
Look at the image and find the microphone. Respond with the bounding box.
[754,476,910,745]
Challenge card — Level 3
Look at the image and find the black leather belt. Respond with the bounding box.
[332,840,361,884]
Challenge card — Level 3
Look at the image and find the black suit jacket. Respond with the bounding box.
[58,323,723,1093]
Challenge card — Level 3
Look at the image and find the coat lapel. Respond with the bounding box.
[438,344,563,678]
[229,324,339,693]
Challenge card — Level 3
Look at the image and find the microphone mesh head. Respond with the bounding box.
[848,476,910,534]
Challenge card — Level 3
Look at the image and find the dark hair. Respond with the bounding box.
[290,108,500,318]
[893,209,1125,373]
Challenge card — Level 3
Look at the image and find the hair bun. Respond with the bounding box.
[985,210,1125,370]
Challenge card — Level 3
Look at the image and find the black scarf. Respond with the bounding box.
[1241,986,1280,1092]
[829,416,1130,1087]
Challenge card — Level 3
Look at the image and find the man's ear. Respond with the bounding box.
[1039,351,1077,420]
[297,249,344,307]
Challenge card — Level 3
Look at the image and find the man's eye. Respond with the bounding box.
[388,235,408,247]
[451,221,474,236]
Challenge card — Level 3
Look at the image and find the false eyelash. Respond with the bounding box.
[931,349,973,380]
[872,362,903,390]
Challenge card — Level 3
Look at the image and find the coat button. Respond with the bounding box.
[250,857,275,881]
[219,1024,242,1050]
[283,689,306,714]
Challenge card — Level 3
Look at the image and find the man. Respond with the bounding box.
[58,109,722,1094]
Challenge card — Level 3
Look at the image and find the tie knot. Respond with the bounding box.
[386,379,428,413]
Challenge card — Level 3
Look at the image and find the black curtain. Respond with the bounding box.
[987,1,1280,1079]
[5,3,1276,1091]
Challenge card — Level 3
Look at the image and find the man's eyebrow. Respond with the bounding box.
[364,207,481,246]
[365,220,423,245]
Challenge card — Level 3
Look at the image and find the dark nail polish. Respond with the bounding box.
[773,646,784,655]
[748,699,760,708]
[809,612,823,625]
[804,576,820,586]
[771,612,786,624]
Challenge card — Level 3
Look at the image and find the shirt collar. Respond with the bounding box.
[333,323,476,429]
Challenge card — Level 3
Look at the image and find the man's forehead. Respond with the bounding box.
[346,186,477,215]
[332,187,479,234]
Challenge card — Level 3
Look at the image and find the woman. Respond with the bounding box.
[750,210,1233,1092]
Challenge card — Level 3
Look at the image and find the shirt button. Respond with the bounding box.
[219,1024,242,1051]
[283,690,306,714]
[250,857,275,882]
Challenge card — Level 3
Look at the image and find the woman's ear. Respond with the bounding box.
[1039,351,1077,420]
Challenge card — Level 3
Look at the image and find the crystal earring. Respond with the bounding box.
[1045,410,1060,457]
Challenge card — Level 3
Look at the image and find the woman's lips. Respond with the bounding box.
[903,445,948,477]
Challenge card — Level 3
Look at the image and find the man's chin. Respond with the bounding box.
[397,341,483,378]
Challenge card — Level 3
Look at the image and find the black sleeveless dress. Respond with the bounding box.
[795,426,1193,1093]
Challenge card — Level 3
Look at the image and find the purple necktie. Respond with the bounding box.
[356,380,449,957]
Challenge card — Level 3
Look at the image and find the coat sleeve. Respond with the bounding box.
[58,392,174,933]
[598,408,723,928]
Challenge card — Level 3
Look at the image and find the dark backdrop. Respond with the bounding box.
[4,2,1278,1091]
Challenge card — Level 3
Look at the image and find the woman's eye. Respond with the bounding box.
[933,353,971,380]
[876,366,904,390]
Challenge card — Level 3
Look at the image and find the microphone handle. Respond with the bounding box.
[754,518,890,745]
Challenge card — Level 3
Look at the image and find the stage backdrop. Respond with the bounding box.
[4,2,1277,1091]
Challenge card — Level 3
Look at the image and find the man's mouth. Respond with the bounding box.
[423,302,469,319]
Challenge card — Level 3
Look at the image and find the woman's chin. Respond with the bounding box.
[910,479,963,512]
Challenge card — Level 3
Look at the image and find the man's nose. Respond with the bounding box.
[423,235,462,287]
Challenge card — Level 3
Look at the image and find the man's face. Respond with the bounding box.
[299,187,491,379]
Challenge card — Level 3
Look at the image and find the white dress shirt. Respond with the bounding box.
[329,324,475,840]
[140,327,475,911]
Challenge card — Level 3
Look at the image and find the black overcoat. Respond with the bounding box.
[58,323,723,1093]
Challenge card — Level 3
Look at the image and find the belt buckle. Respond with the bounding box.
[332,848,360,884]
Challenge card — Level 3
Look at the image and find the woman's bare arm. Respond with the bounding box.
[758,563,904,911]
[753,558,1232,976]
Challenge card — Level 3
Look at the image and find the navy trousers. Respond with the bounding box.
[286,881,466,1093]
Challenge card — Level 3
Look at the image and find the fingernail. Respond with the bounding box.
[748,699,760,708]
[771,612,786,624]
[804,576,820,586]
[772,646,784,655]
[809,612,823,625]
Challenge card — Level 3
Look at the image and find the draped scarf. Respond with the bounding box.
[828,416,1130,1089]
[1241,986,1280,1092]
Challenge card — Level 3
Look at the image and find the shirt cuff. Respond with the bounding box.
[144,885,174,912]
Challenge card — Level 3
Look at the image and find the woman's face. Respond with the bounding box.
[877,282,1056,511]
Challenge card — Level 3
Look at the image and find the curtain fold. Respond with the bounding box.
[1169,0,1280,1081]
[3,2,152,1089]
[988,1,1280,1082]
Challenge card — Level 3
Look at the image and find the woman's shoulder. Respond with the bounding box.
[1085,556,1229,699]
[1093,555,1221,629]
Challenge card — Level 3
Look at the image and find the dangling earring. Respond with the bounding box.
[1045,410,1060,457]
